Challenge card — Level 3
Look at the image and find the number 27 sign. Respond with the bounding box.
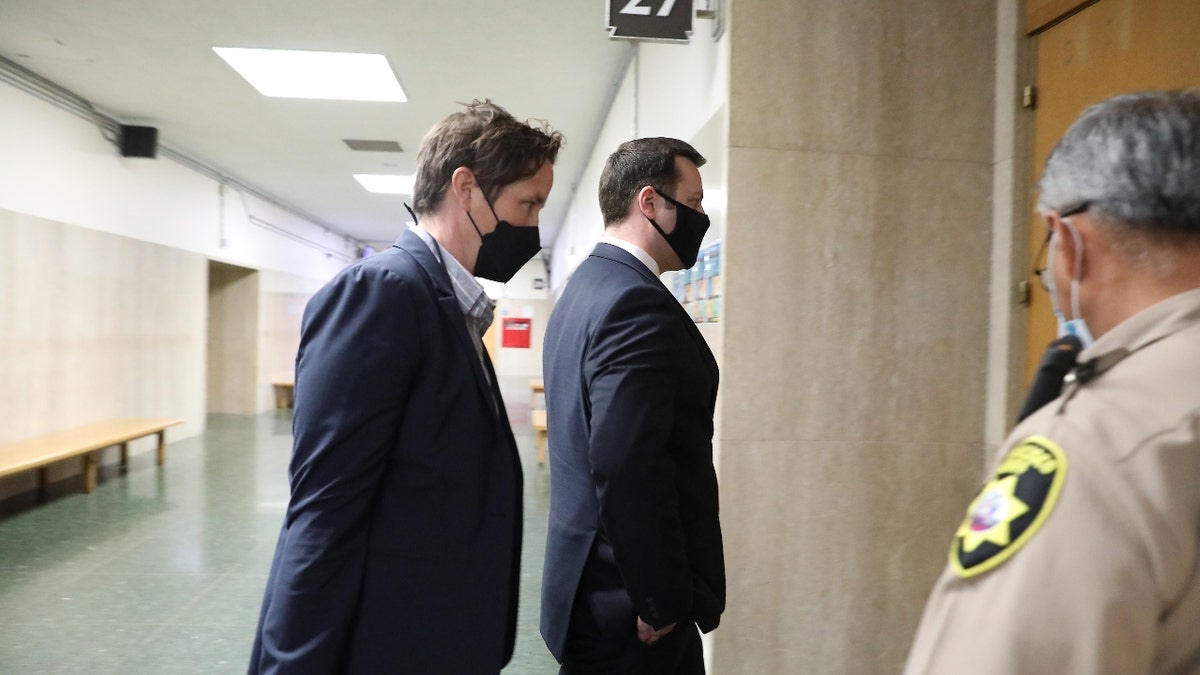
[607,0,693,41]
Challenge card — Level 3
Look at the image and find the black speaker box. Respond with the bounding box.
[118,125,159,158]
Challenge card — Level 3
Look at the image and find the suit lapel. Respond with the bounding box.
[590,243,719,383]
[681,309,719,384]
[482,347,518,443]
[394,230,502,424]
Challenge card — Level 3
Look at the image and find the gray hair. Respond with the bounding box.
[1038,90,1200,241]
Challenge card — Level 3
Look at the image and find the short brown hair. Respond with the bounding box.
[598,137,706,226]
[411,100,564,215]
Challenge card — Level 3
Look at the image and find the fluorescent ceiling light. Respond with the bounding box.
[354,174,415,194]
[213,47,406,102]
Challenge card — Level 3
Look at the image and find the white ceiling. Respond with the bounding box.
[0,0,634,248]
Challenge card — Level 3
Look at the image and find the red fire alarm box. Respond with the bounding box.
[501,317,532,348]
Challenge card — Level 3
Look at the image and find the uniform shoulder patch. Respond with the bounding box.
[950,436,1068,578]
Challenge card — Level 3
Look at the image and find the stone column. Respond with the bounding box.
[714,1,999,672]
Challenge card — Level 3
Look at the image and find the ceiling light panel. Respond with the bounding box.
[214,48,407,102]
[354,174,415,194]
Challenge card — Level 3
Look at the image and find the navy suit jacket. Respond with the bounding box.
[249,229,523,674]
[540,243,725,662]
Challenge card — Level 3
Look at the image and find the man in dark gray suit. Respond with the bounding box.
[541,137,725,674]
[250,100,562,674]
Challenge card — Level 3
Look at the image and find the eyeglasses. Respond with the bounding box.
[1032,201,1090,291]
[1032,230,1052,291]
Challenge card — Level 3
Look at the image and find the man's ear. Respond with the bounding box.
[1041,212,1062,255]
[1047,211,1090,281]
[450,167,477,211]
[634,185,658,221]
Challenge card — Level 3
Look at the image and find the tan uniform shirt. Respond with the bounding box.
[905,288,1200,675]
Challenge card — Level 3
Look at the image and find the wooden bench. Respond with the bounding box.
[273,380,295,409]
[532,409,548,466]
[529,378,544,410]
[0,418,183,496]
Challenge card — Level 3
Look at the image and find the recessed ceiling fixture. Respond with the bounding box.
[354,174,415,194]
[213,47,406,102]
[344,139,404,152]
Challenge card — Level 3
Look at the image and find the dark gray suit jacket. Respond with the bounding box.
[250,229,522,674]
[540,242,725,663]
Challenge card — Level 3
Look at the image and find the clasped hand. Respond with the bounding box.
[636,618,677,646]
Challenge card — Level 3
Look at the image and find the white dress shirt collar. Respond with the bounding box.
[599,234,660,277]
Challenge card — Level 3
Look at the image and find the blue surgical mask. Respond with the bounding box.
[1045,223,1094,348]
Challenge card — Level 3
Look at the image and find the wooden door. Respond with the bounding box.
[1024,0,1200,386]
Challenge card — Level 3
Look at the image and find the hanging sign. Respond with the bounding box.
[607,0,694,42]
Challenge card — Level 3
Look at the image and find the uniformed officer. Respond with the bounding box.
[905,90,1200,674]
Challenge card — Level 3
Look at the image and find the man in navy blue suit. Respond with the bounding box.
[249,100,563,674]
[541,138,725,674]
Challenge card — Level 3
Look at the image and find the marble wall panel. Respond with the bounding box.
[714,438,985,674]
[728,0,997,163]
[721,147,993,446]
[0,210,206,498]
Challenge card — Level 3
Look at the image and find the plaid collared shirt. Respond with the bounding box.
[409,226,497,394]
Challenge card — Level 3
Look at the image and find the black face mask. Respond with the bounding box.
[466,192,542,283]
[649,190,710,269]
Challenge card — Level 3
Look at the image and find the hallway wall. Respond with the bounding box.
[551,33,729,294]
[0,79,337,497]
[206,264,318,415]
[207,262,260,415]
[0,209,207,498]
[256,271,320,411]
[0,81,355,283]
[490,298,553,378]
[481,256,553,378]
[714,1,999,672]
[0,78,343,499]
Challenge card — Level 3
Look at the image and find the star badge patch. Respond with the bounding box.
[950,436,1068,578]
